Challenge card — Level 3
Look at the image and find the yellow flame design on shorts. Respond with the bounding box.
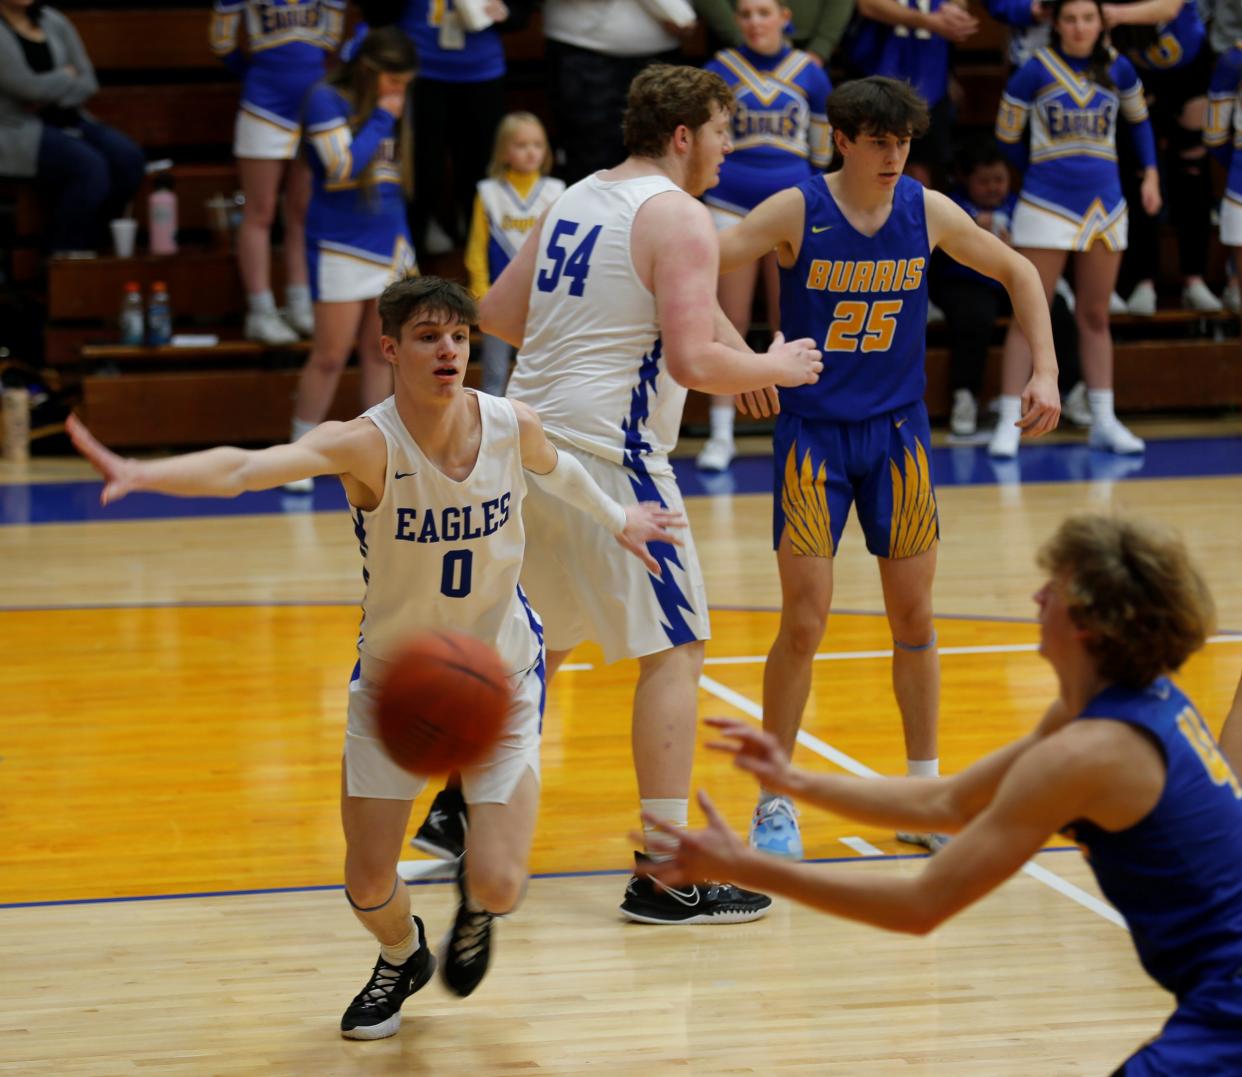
[889,439,938,558]
[781,445,834,557]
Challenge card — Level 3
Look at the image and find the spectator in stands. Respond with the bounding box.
[465,111,564,395]
[285,26,417,494]
[1205,44,1242,314]
[400,0,528,256]
[694,0,855,63]
[1109,0,1220,316]
[0,0,145,256]
[990,0,1158,459]
[210,0,346,345]
[696,0,831,472]
[840,0,978,189]
[543,0,689,184]
[984,0,1052,69]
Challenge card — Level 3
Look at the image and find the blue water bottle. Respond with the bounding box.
[147,281,173,347]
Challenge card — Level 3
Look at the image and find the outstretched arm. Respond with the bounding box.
[512,401,687,576]
[1220,671,1242,778]
[67,414,379,504]
[926,190,1060,437]
[717,188,804,275]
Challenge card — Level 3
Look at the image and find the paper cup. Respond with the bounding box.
[110,218,138,258]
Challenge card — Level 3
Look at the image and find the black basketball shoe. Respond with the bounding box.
[340,916,436,1040]
[410,785,467,860]
[440,861,494,998]
[619,852,773,924]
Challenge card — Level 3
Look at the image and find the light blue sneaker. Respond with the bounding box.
[749,796,803,859]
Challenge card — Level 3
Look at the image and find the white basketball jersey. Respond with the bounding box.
[506,172,687,476]
[352,392,540,676]
[478,175,566,264]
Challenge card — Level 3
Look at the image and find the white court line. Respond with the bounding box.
[840,836,885,857]
[697,673,1123,927]
[703,634,1240,668]
[559,663,593,671]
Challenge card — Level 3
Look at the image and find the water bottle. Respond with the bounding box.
[148,174,179,255]
[119,281,145,346]
[147,281,173,347]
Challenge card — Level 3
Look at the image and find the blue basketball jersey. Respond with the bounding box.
[1062,678,1242,997]
[1125,0,1206,72]
[210,0,345,123]
[843,0,951,106]
[401,0,506,82]
[704,45,831,216]
[303,84,410,259]
[778,174,929,421]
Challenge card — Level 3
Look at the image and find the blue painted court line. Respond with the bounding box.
[0,847,1081,911]
[5,435,1240,526]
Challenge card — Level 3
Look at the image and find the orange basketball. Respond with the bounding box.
[376,631,512,776]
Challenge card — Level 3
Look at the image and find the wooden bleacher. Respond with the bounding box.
[6,3,1237,448]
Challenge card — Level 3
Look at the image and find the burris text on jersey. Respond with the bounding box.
[394,494,512,543]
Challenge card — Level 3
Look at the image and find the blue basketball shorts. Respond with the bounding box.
[1113,975,1242,1076]
[771,402,940,559]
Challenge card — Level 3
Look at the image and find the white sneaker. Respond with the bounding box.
[1223,279,1240,314]
[245,310,300,346]
[696,436,735,472]
[926,300,946,324]
[1126,281,1157,316]
[284,303,315,337]
[1089,420,1145,454]
[423,219,455,255]
[987,420,1021,459]
[282,476,314,494]
[1062,381,1093,428]
[1054,276,1076,313]
[1182,279,1224,313]
[1108,291,1128,315]
[949,389,977,436]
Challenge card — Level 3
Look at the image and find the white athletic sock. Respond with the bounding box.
[290,417,317,442]
[247,290,277,315]
[640,797,688,862]
[709,403,735,443]
[379,917,421,965]
[1087,388,1117,426]
[907,758,939,778]
[996,394,1022,427]
[285,283,311,309]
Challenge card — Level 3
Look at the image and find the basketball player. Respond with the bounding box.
[714,77,1059,859]
[66,276,685,1039]
[478,63,825,923]
[645,514,1242,1076]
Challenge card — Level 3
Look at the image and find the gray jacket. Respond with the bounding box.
[0,7,99,177]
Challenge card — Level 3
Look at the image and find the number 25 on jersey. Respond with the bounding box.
[825,300,902,353]
[537,219,602,297]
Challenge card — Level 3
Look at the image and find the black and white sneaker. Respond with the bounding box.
[440,862,494,998]
[619,851,772,925]
[340,916,436,1040]
[410,785,467,860]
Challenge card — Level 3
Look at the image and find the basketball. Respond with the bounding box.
[376,630,512,776]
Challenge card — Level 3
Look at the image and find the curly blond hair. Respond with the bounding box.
[1037,514,1215,689]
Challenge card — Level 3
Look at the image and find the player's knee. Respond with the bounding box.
[343,860,398,910]
[468,862,526,915]
[780,609,828,657]
[887,604,934,643]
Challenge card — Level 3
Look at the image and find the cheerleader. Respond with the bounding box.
[285,27,417,493]
[990,0,1159,458]
[464,112,565,396]
[697,0,831,472]
[1107,0,1220,314]
[210,0,346,344]
[1204,45,1242,312]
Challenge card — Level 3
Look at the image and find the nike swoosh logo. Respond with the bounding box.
[894,419,907,429]
[394,470,418,479]
[657,883,701,907]
[811,224,832,233]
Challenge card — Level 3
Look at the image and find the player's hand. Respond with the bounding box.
[926,4,978,42]
[768,331,823,388]
[615,501,686,576]
[1140,169,1162,216]
[705,717,796,793]
[633,790,750,888]
[378,91,406,118]
[736,386,780,418]
[1017,370,1060,437]
[66,413,141,505]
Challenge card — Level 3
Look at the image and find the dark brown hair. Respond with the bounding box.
[378,277,478,339]
[1038,514,1215,689]
[622,64,734,159]
[827,77,931,143]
